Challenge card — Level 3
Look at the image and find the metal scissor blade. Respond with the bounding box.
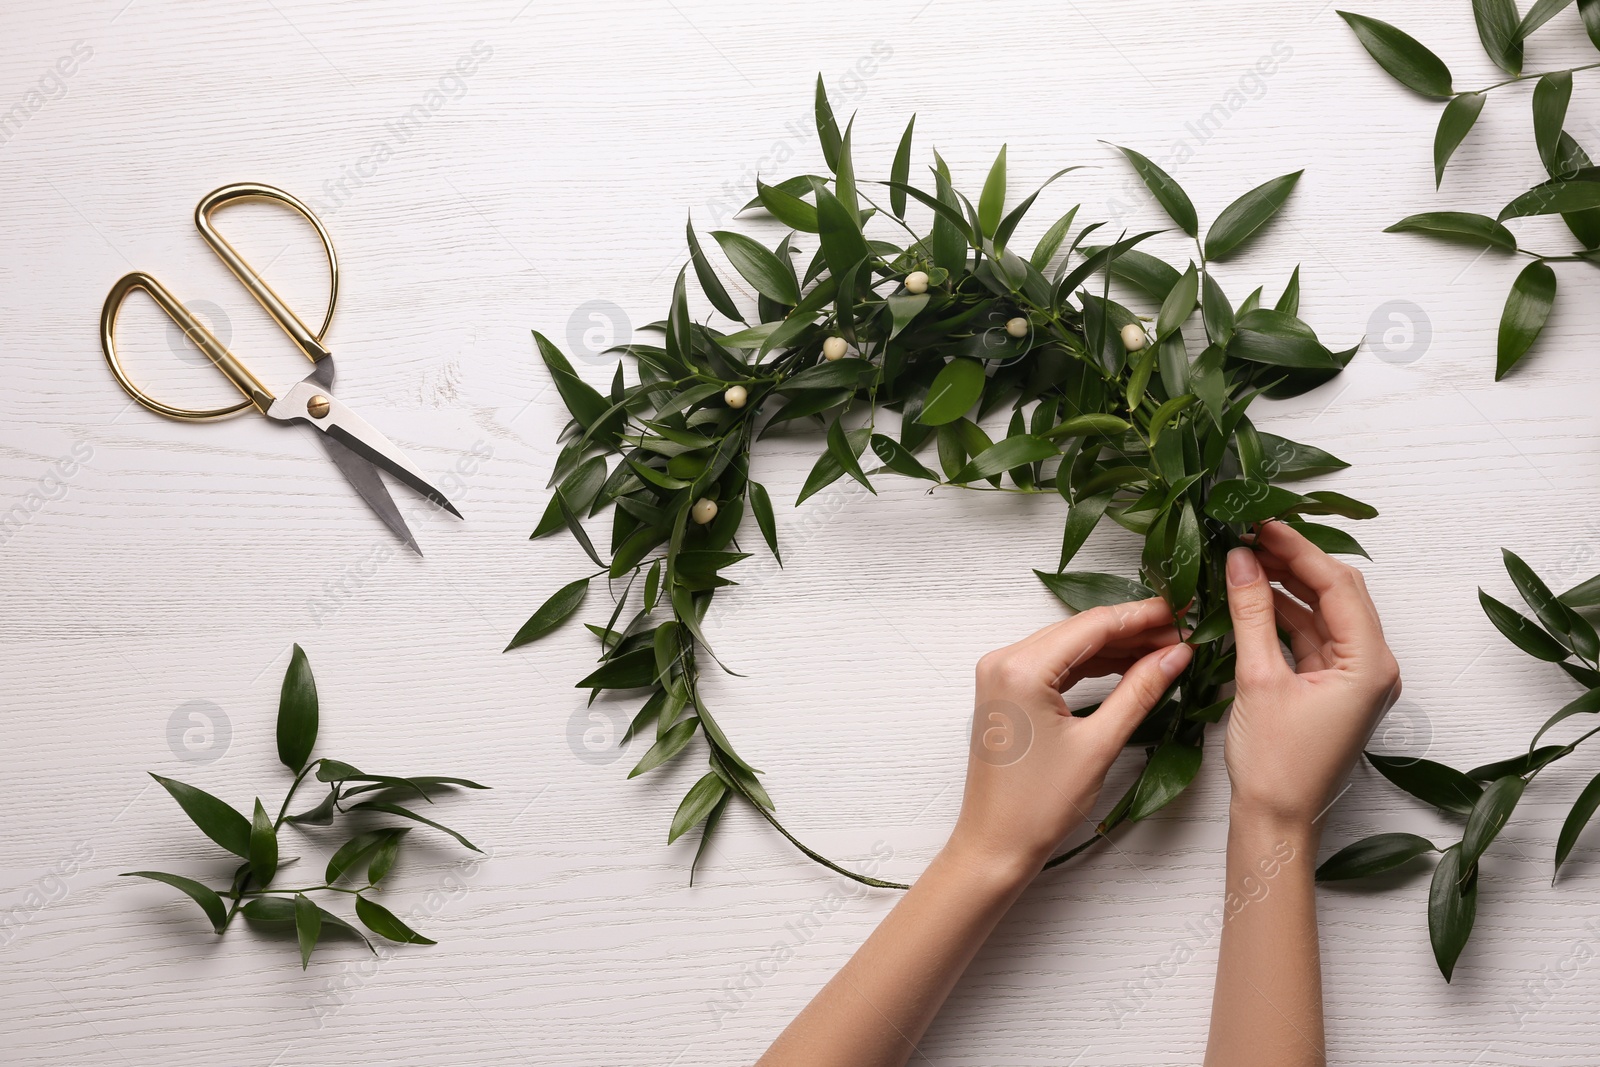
[315,431,421,555]
[268,380,463,519]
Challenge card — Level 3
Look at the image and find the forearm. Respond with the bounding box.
[1204,807,1324,1067]
[756,843,1032,1067]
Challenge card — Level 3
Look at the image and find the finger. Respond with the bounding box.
[1059,628,1184,687]
[1260,561,1321,608]
[1021,597,1175,684]
[1273,590,1327,670]
[1256,522,1384,647]
[1226,547,1293,685]
[1084,642,1193,746]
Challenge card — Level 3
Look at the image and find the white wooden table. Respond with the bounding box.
[5,1,1600,1063]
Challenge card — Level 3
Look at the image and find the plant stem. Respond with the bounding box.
[1468,60,1600,94]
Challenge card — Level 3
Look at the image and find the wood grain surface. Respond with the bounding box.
[3,0,1600,1063]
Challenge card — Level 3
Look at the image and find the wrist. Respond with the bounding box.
[939,831,1041,897]
[1227,798,1323,850]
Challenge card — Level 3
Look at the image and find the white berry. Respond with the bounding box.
[904,270,930,295]
[1005,316,1028,338]
[724,385,748,409]
[692,498,719,524]
[1120,323,1148,352]
[822,336,848,361]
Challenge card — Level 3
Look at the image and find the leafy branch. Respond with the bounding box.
[509,78,1374,888]
[1319,551,1600,981]
[1340,2,1600,378]
[124,645,488,967]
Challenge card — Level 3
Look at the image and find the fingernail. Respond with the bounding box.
[1226,548,1261,588]
[1158,644,1190,679]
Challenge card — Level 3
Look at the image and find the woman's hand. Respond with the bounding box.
[1223,520,1402,832]
[949,597,1192,879]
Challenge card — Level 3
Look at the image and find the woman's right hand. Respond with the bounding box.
[1222,520,1402,832]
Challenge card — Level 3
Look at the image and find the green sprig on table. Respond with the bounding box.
[1340,2,1600,378]
[1319,551,1600,980]
[511,79,1375,889]
[124,645,488,967]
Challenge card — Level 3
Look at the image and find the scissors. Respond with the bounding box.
[99,182,461,555]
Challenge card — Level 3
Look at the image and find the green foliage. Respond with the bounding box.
[124,648,487,967]
[1343,6,1600,377]
[1323,550,1600,980]
[512,82,1371,890]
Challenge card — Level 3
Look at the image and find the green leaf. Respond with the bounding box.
[367,830,406,885]
[1338,11,1454,98]
[1496,260,1557,380]
[533,330,611,431]
[1156,263,1199,341]
[1531,687,1600,748]
[576,647,656,690]
[1365,752,1483,815]
[150,774,251,858]
[1035,570,1155,611]
[505,577,589,651]
[1283,520,1370,558]
[919,358,986,426]
[1059,491,1113,570]
[1584,0,1600,49]
[813,74,841,172]
[1555,768,1600,876]
[1519,0,1577,36]
[1039,414,1133,440]
[1294,490,1378,520]
[1275,265,1301,316]
[1228,307,1340,369]
[1500,179,1600,220]
[1428,845,1478,981]
[953,435,1058,483]
[798,426,872,504]
[532,456,609,538]
[826,418,874,494]
[1201,270,1234,346]
[1534,72,1573,175]
[1460,774,1526,869]
[978,144,1007,237]
[326,829,399,883]
[348,800,481,853]
[1030,206,1080,271]
[754,177,820,232]
[870,433,938,482]
[294,893,321,970]
[556,487,607,569]
[711,231,801,305]
[121,872,227,934]
[780,356,873,392]
[1257,432,1350,480]
[813,181,872,281]
[748,481,781,565]
[249,798,278,886]
[1473,0,1524,75]
[889,114,915,218]
[1316,833,1437,881]
[1480,588,1570,660]
[629,716,699,778]
[1204,171,1303,261]
[886,293,929,339]
[1467,745,1568,781]
[1434,93,1486,187]
[1204,480,1307,524]
[277,644,318,774]
[1109,144,1197,237]
[1128,743,1203,822]
[668,772,729,844]
[1427,845,1477,981]
[355,895,436,945]
[1385,211,1518,251]
[687,217,745,321]
[1503,548,1600,661]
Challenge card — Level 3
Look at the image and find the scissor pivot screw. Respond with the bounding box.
[306,394,331,419]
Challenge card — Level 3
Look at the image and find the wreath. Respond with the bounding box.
[506,79,1374,890]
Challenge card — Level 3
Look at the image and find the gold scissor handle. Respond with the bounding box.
[195,182,338,360]
[100,272,275,420]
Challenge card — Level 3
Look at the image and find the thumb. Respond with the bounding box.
[1226,547,1289,684]
[1089,643,1192,747]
